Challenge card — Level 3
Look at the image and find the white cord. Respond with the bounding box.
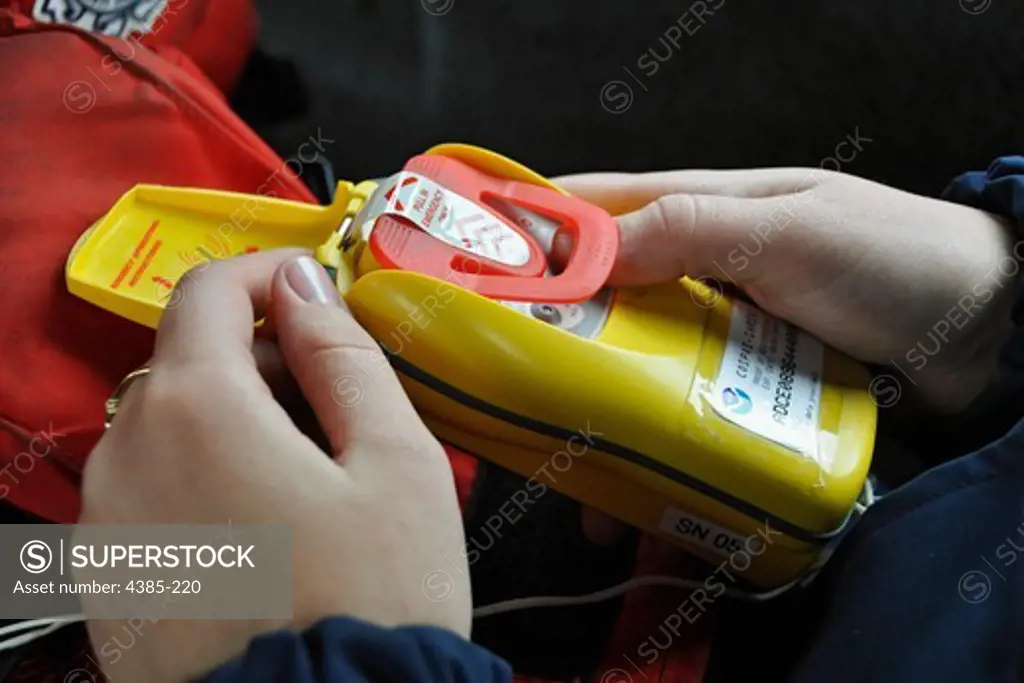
[473,480,884,619]
[853,477,878,514]
[863,478,877,506]
[0,616,83,654]
[0,615,83,640]
[472,572,801,618]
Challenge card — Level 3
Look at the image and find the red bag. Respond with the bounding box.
[0,9,313,523]
[0,0,257,93]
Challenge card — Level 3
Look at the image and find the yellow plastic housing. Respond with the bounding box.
[339,144,877,587]
[345,268,875,587]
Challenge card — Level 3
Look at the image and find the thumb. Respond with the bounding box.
[604,193,783,287]
[269,255,438,469]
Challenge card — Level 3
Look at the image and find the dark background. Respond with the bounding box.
[248,0,1024,199]
[235,2,1024,680]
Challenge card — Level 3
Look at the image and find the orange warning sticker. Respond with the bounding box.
[129,239,163,287]
[133,220,159,259]
[112,219,160,290]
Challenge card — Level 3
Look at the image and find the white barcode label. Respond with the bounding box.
[708,302,823,460]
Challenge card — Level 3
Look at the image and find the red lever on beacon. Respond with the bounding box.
[367,153,619,303]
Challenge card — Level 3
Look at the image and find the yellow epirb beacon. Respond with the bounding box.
[66,143,876,589]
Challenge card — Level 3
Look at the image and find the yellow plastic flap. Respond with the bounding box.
[66,183,356,328]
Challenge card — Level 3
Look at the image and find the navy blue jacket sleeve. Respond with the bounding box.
[198,617,513,683]
[943,155,1024,230]
[944,155,1024,323]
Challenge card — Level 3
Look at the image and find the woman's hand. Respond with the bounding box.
[557,168,1021,412]
[79,250,471,682]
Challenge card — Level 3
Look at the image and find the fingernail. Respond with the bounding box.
[551,229,575,273]
[284,256,340,305]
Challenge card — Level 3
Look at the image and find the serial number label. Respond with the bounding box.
[658,507,766,558]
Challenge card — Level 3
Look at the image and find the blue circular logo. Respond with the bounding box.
[721,387,753,415]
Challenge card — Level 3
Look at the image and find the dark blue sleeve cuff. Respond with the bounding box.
[199,617,513,683]
[943,154,1024,324]
[943,155,1024,224]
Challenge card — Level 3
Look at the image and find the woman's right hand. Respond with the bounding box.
[79,252,471,682]
[556,168,1020,413]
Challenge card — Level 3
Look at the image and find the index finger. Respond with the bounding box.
[153,248,309,367]
[554,168,812,215]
